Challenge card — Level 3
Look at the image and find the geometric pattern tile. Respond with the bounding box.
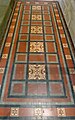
[0,1,75,119]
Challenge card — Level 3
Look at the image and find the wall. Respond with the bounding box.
[59,0,75,47]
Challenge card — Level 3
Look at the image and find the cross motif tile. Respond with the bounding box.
[34,108,44,119]
[32,6,41,10]
[10,108,19,117]
[60,34,65,38]
[28,65,46,80]
[30,42,44,52]
[0,68,5,74]
[65,55,71,59]
[57,108,66,117]
[32,15,42,20]
[5,43,11,47]
[63,43,68,48]
[8,33,13,37]
[31,26,42,34]
[2,54,8,59]
[69,68,75,74]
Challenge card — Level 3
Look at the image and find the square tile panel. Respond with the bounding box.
[45,42,56,53]
[10,108,19,117]
[29,54,45,63]
[12,64,26,80]
[32,15,42,20]
[16,53,27,63]
[20,26,29,34]
[19,34,29,41]
[22,14,30,21]
[48,64,62,80]
[57,108,66,117]
[17,42,28,53]
[47,54,58,63]
[44,26,53,34]
[31,26,43,34]
[28,64,46,80]
[43,14,51,21]
[10,82,25,96]
[28,82,47,96]
[49,82,64,96]
[45,35,55,41]
[44,21,52,26]
[29,42,44,52]
[32,6,41,11]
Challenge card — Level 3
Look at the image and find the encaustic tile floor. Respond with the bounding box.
[0,1,75,120]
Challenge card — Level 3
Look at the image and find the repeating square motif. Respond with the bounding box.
[34,108,44,119]
[32,15,42,20]
[73,86,75,92]
[30,42,44,52]
[31,26,42,34]
[55,14,59,17]
[59,26,63,30]
[10,25,15,29]
[32,6,41,10]
[63,43,68,48]
[57,108,66,117]
[60,34,65,38]
[10,108,19,117]
[65,55,71,59]
[57,20,61,23]
[12,19,16,22]
[28,64,46,80]
[69,68,75,74]
[2,54,8,59]
[8,33,13,37]
[5,43,11,47]
[0,68,5,74]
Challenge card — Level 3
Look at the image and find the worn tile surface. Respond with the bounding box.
[0,1,75,119]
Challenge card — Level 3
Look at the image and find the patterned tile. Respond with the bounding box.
[73,86,75,93]
[65,55,71,59]
[8,33,13,37]
[10,108,19,117]
[60,34,65,38]
[63,43,68,48]
[2,54,8,59]
[5,43,11,47]
[57,108,66,117]
[32,15,42,20]
[30,42,44,52]
[34,108,44,119]
[28,64,46,80]
[12,19,16,22]
[0,68,5,74]
[31,26,42,34]
[69,68,75,74]
[32,6,41,10]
